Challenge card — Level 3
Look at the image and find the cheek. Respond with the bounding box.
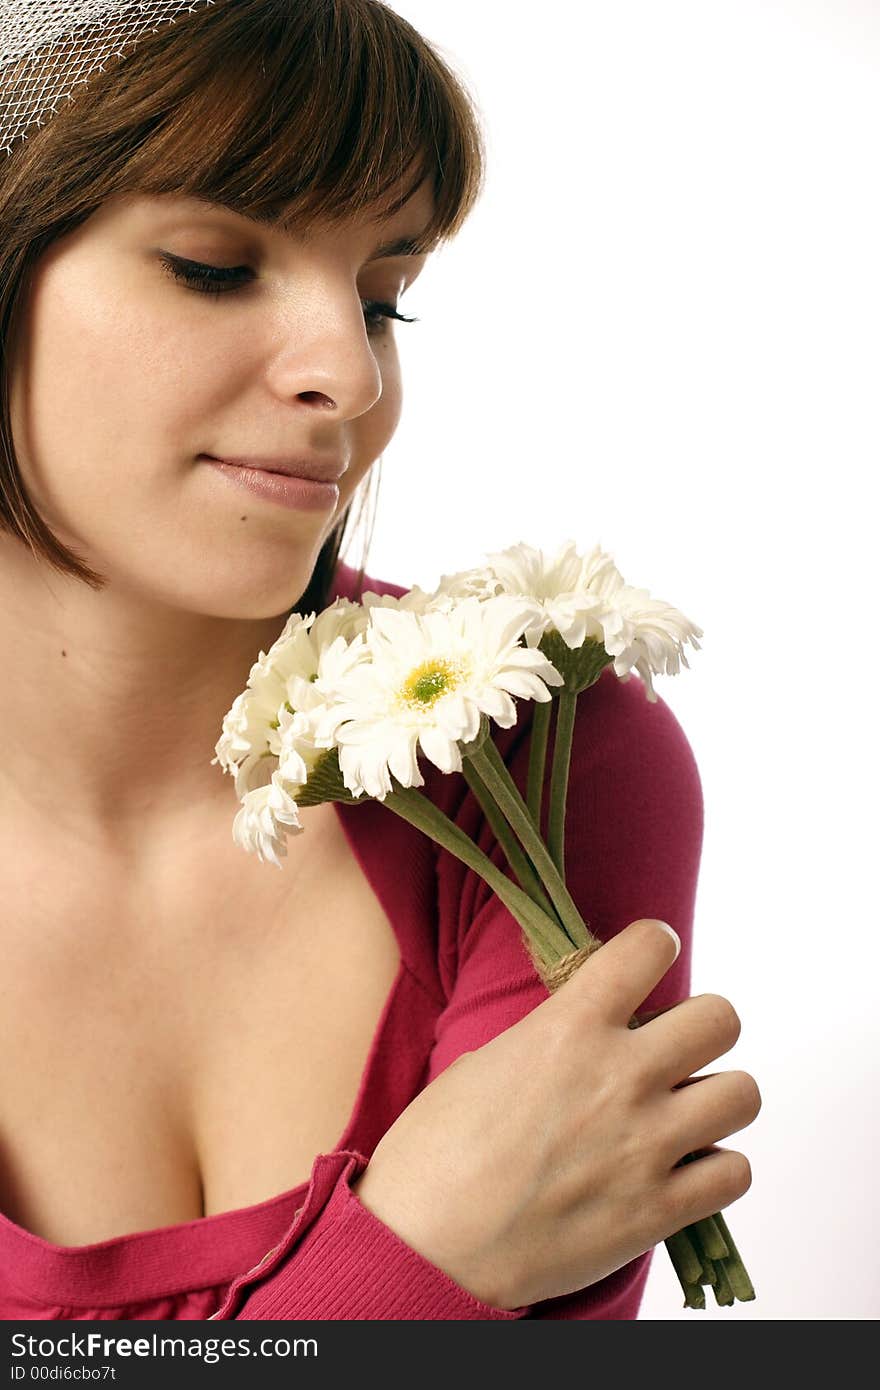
[13,262,193,500]
[344,347,403,485]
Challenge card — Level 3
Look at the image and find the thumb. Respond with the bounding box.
[554,918,681,1025]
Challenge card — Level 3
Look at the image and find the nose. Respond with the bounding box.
[268,287,384,423]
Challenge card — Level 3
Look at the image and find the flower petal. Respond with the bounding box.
[419,723,463,774]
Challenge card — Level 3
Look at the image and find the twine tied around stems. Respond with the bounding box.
[525,936,603,993]
[523,933,649,1029]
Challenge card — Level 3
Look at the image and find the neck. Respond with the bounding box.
[0,547,309,857]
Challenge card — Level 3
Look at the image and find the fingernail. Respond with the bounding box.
[654,920,681,961]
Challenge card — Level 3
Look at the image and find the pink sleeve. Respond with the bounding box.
[209,670,704,1320]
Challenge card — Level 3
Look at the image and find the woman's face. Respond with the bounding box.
[6,178,434,618]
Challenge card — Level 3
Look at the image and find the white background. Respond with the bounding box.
[351,2,879,1320]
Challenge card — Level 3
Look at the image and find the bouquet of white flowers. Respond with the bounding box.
[213,538,754,1310]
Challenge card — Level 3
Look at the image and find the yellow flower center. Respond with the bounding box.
[400,658,460,709]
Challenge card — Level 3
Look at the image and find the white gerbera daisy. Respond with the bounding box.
[313,594,564,800]
[596,585,703,701]
[268,598,368,712]
[580,540,627,603]
[439,538,702,702]
[478,538,624,650]
[361,584,446,617]
[232,769,304,868]
[213,598,369,801]
[424,564,498,604]
[211,614,315,797]
[274,631,369,785]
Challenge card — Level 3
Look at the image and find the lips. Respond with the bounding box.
[205,456,341,512]
[204,454,347,483]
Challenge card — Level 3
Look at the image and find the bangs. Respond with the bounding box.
[60,0,486,250]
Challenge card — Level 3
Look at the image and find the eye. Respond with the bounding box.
[361,300,420,334]
[157,253,420,334]
[158,252,250,294]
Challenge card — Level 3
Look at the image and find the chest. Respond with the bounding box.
[0,802,402,1247]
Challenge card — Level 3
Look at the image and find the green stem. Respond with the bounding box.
[691,1214,729,1261]
[664,1230,706,1309]
[382,782,573,968]
[710,1211,756,1301]
[547,689,577,876]
[664,1227,703,1285]
[461,757,563,928]
[686,1222,718,1285]
[466,736,593,951]
[709,1259,736,1307]
[526,697,552,826]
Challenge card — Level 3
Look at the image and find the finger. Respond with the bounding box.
[631,993,742,1087]
[555,918,681,1028]
[663,1145,753,1227]
[659,1071,762,1168]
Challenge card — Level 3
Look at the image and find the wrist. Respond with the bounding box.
[350,1163,519,1311]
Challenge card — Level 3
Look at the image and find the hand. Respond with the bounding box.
[350,918,761,1310]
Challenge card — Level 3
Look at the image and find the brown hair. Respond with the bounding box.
[0,0,486,615]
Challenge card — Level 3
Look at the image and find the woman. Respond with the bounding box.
[0,0,760,1320]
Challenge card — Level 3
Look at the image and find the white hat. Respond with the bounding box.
[0,0,217,158]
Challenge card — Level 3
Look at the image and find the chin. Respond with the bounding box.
[157,567,318,624]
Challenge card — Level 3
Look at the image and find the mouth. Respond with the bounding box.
[202,453,347,483]
[202,456,341,513]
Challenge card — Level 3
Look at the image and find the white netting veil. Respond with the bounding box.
[0,0,217,158]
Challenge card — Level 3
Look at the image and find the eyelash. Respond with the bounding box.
[157,253,420,333]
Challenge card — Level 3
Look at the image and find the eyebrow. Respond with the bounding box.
[178,197,433,259]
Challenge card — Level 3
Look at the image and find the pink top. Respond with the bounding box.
[0,560,703,1321]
